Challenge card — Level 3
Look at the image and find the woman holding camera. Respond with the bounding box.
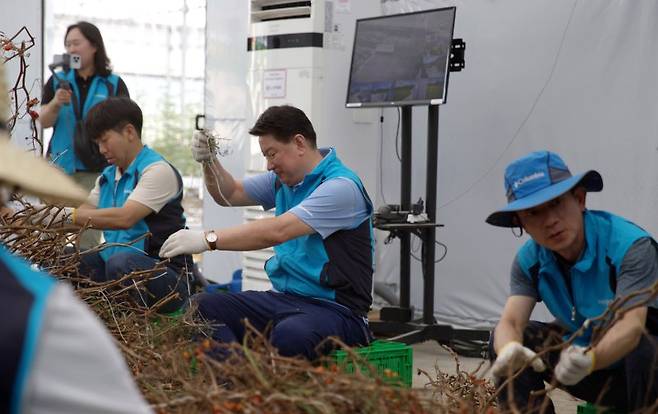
[40,21,129,185]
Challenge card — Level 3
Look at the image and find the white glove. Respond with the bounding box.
[555,345,595,385]
[191,130,213,163]
[159,229,210,258]
[491,341,546,378]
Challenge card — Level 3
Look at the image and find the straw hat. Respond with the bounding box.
[0,64,87,205]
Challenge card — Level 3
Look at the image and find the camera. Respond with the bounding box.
[48,53,82,91]
[50,53,82,71]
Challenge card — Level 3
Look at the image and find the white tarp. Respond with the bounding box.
[377,0,658,328]
[201,0,251,280]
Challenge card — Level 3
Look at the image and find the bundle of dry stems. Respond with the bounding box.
[8,202,656,413]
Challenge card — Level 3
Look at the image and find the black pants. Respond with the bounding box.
[488,321,658,413]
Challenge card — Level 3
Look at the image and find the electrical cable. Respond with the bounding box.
[394,107,401,162]
[378,109,388,205]
[410,233,447,264]
[378,107,403,205]
[436,0,579,211]
[411,232,421,254]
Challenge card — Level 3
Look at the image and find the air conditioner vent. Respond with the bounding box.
[262,1,311,11]
[251,0,311,22]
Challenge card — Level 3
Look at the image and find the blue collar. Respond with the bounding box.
[286,147,335,189]
[120,145,149,177]
[102,145,149,184]
[571,210,595,273]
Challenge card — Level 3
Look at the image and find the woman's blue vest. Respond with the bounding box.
[264,149,374,316]
[0,246,55,414]
[97,146,190,272]
[49,71,119,174]
[517,210,649,345]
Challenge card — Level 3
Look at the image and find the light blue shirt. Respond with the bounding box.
[243,168,369,239]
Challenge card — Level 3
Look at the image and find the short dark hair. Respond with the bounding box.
[65,21,112,77]
[248,105,317,148]
[85,97,143,140]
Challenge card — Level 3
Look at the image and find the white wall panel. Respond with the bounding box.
[380,0,658,328]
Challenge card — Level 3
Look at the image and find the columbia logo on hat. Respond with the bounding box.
[513,171,546,190]
[485,151,603,228]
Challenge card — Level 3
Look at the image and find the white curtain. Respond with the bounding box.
[376,0,658,328]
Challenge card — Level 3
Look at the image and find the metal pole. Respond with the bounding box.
[400,106,412,310]
[423,105,439,324]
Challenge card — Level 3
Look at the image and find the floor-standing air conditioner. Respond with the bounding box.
[242,0,326,290]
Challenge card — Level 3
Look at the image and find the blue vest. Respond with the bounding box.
[0,246,56,414]
[264,149,374,316]
[49,71,119,174]
[517,210,649,345]
[98,146,190,271]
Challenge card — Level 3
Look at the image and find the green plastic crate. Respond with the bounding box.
[328,340,413,387]
[150,307,185,327]
[577,402,624,414]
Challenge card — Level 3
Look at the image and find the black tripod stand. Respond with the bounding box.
[370,40,490,352]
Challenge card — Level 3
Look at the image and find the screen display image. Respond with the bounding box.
[346,7,456,107]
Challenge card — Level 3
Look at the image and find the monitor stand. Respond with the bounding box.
[370,105,489,355]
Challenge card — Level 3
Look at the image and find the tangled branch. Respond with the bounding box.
[1,26,41,153]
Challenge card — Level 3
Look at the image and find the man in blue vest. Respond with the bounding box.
[159,105,373,359]
[486,151,658,412]
[0,90,151,412]
[49,97,192,313]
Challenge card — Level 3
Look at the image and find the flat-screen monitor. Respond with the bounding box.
[346,7,456,108]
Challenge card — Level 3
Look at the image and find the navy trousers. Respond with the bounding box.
[489,321,658,413]
[79,251,190,313]
[195,290,371,360]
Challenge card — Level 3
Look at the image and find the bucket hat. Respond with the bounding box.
[486,151,602,228]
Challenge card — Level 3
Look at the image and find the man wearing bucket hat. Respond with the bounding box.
[486,151,658,412]
[0,64,151,413]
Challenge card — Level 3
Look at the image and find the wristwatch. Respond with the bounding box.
[204,230,218,250]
